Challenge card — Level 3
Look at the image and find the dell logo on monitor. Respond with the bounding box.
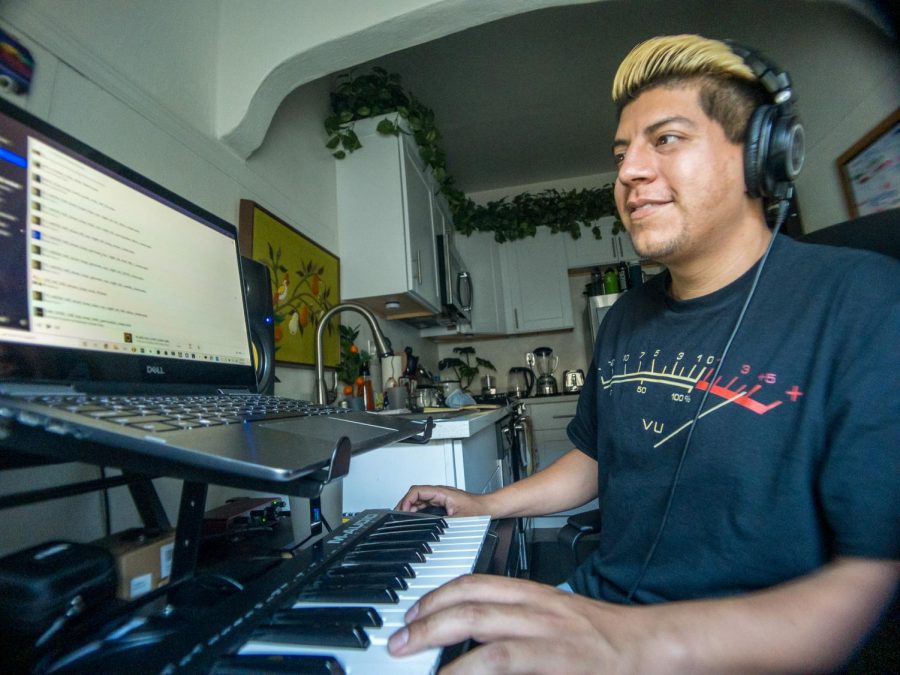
[146,365,166,376]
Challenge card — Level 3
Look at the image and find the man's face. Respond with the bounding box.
[612,85,748,266]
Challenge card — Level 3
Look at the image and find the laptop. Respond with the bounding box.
[0,98,424,494]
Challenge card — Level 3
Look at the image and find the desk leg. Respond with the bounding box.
[170,481,207,582]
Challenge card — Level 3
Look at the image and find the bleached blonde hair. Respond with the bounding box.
[612,34,766,143]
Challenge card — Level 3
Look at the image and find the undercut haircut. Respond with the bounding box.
[612,34,769,143]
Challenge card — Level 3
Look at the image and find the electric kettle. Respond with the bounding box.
[507,366,535,398]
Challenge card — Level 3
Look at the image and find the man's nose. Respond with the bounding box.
[617,144,655,184]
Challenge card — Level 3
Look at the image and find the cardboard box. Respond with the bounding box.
[93,528,175,600]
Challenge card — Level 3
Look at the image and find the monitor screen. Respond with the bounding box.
[0,99,255,389]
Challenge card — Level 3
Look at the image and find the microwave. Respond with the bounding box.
[436,233,473,324]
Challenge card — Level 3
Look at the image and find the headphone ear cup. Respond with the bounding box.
[743,103,774,198]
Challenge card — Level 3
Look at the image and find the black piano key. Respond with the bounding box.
[378,520,445,533]
[343,548,426,564]
[319,572,408,590]
[329,561,416,578]
[367,528,441,542]
[271,606,383,628]
[353,539,433,554]
[210,654,345,674]
[295,587,399,604]
[251,622,370,649]
[386,513,447,527]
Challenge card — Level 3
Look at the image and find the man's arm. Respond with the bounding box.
[396,448,598,518]
[388,557,898,674]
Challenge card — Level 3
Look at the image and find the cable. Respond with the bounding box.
[624,196,791,603]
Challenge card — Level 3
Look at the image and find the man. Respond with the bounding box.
[391,35,899,672]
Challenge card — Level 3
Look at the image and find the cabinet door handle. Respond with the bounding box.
[552,414,576,420]
[613,236,620,259]
[415,249,422,284]
[514,308,519,329]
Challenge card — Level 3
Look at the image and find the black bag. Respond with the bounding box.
[0,540,116,671]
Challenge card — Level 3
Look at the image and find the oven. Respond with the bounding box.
[491,400,535,576]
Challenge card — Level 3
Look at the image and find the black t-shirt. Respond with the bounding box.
[567,235,900,604]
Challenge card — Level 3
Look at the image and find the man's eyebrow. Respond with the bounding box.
[612,115,697,153]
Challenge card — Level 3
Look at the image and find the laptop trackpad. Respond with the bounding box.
[259,415,399,445]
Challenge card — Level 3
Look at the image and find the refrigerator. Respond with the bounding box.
[584,291,624,357]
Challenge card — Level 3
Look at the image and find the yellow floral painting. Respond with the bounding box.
[238,200,340,367]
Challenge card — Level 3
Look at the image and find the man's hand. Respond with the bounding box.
[387,559,899,674]
[387,574,661,674]
[395,485,487,517]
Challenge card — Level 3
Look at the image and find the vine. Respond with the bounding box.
[325,67,622,242]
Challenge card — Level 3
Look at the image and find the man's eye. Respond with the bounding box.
[656,134,679,146]
[613,151,626,165]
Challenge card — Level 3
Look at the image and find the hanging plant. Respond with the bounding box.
[325,67,622,242]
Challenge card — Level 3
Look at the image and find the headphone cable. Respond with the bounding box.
[624,196,791,602]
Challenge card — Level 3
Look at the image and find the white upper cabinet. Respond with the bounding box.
[336,115,441,318]
[565,216,638,269]
[500,229,573,333]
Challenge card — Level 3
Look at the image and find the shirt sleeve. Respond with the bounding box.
[567,357,598,458]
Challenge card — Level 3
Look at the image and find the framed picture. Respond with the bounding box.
[238,200,341,368]
[836,108,900,218]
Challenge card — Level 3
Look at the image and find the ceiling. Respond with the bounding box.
[329,0,896,195]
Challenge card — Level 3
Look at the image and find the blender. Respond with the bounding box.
[527,347,559,396]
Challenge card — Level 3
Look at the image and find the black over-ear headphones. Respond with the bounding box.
[725,40,806,201]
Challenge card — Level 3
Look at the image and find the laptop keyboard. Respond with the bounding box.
[34,394,351,433]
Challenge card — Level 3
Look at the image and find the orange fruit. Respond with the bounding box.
[355,376,365,386]
[343,385,353,396]
[350,344,359,354]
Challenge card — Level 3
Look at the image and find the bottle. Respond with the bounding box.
[590,266,603,295]
[603,267,620,294]
[358,363,375,411]
[617,260,630,291]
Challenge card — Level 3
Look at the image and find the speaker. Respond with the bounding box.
[240,256,276,395]
[726,41,805,201]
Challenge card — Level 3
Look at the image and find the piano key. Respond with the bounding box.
[270,607,383,628]
[210,654,345,674]
[318,572,408,590]
[343,549,427,564]
[295,587,399,604]
[330,561,417,578]
[251,623,370,649]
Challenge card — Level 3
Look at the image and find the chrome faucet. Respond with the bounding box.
[315,302,393,405]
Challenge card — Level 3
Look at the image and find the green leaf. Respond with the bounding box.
[325,135,341,149]
[332,150,346,159]
[376,118,397,135]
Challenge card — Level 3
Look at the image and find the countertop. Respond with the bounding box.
[375,405,509,440]
[522,393,580,404]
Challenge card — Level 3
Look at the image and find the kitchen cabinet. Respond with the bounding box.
[453,230,506,335]
[524,395,597,527]
[500,230,573,333]
[565,216,638,269]
[336,115,441,318]
[341,416,502,513]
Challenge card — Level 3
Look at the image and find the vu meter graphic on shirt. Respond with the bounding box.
[598,350,803,449]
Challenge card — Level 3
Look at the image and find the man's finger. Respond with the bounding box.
[389,601,546,657]
[411,574,564,621]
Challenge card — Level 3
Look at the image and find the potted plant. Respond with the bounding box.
[438,346,496,393]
